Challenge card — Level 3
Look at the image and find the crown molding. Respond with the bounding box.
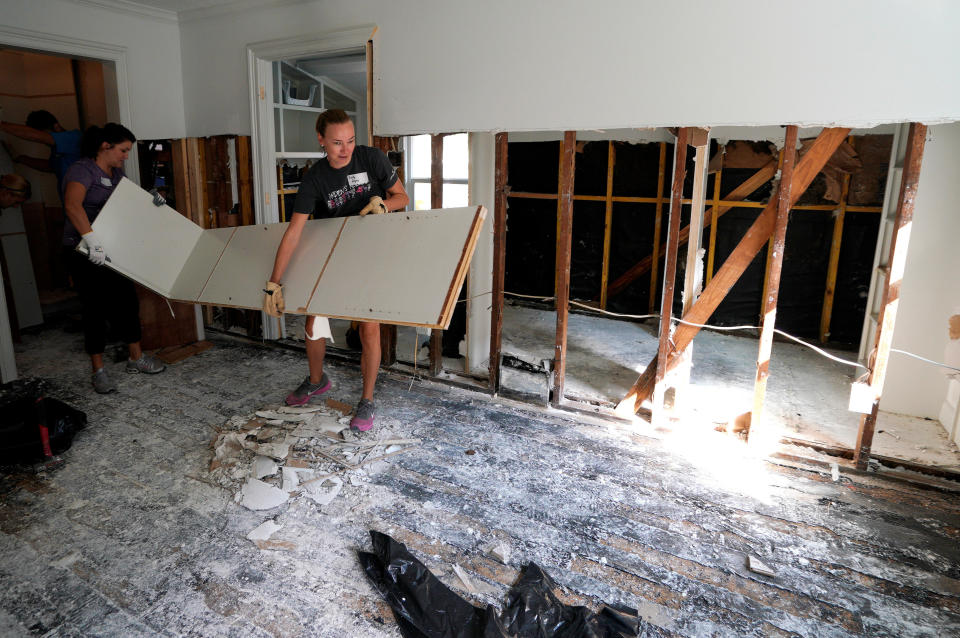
[179,0,315,23]
[71,0,179,24]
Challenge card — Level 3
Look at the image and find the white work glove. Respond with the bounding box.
[263,281,284,317]
[358,195,387,216]
[79,231,107,265]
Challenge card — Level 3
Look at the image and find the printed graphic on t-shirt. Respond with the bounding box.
[327,181,373,212]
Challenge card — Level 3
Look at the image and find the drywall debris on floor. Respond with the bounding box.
[209,399,420,552]
[246,519,282,542]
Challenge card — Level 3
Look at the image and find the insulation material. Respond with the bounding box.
[798,139,862,202]
[92,179,486,329]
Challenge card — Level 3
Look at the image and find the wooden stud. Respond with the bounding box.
[854,123,927,470]
[820,139,854,343]
[600,141,615,309]
[707,165,722,283]
[683,136,709,314]
[649,142,667,314]
[610,159,778,299]
[552,131,576,407]
[236,136,254,226]
[652,128,689,412]
[686,127,710,148]
[750,125,799,441]
[618,128,850,412]
[429,134,444,376]
[489,133,508,394]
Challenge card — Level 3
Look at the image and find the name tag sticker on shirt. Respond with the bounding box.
[100,177,113,187]
[347,172,369,188]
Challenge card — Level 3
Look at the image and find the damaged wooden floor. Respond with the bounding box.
[1,324,959,637]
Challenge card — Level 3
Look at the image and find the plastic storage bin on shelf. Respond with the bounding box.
[282,80,318,107]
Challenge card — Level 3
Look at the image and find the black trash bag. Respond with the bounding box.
[0,396,87,465]
[358,531,640,638]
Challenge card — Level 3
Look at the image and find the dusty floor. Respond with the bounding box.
[498,303,960,471]
[2,324,960,637]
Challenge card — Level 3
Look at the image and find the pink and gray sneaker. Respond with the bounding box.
[285,373,331,406]
[350,398,376,432]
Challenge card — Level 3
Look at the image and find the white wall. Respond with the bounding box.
[179,0,959,137]
[881,123,960,419]
[1,0,186,141]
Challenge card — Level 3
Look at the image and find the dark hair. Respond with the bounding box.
[315,109,351,136]
[81,123,136,158]
[26,110,58,131]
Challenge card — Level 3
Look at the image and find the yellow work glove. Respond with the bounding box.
[358,195,387,216]
[263,281,284,317]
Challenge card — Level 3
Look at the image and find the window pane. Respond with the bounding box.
[443,133,468,180]
[413,182,431,210]
[443,183,468,207]
[409,135,431,179]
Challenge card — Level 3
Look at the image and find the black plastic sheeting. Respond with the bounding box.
[0,394,87,465]
[359,531,641,638]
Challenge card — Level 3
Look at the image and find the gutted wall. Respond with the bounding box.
[1,0,186,141]
[882,122,960,420]
[179,0,959,137]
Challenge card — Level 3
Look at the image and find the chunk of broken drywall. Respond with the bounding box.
[302,476,342,506]
[236,478,289,511]
[747,555,776,577]
[246,519,282,542]
[252,456,278,479]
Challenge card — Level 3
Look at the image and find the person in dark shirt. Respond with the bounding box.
[0,110,82,197]
[264,109,409,432]
[62,123,165,394]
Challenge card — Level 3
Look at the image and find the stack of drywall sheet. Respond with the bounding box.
[93,178,485,329]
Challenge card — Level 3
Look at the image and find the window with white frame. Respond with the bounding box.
[405,134,469,209]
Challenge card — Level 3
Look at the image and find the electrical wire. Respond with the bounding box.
[891,349,960,374]
[672,318,867,369]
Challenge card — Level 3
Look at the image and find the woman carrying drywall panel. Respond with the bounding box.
[265,109,409,432]
[62,123,166,394]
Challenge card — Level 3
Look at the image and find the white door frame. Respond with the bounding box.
[0,25,139,183]
[0,25,138,381]
[246,25,375,339]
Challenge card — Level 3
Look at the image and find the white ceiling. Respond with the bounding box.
[117,0,243,12]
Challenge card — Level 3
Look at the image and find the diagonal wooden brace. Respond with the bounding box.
[607,159,778,299]
[617,127,851,413]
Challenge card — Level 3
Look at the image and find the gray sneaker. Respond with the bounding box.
[92,368,117,394]
[126,354,166,374]
[350,398,375,432]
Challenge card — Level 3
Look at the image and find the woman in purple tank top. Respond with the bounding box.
[62,124,166,394]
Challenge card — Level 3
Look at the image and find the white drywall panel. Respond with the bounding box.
[94,179,204,297]
[881,122,960,420]
[466,133,494,375]
[179,1,959,137]
[170,227,236,301]
[1,234,42,329]
[282,218,346,313]
[2,0,186,140]
[198,223,288,309]
[306,207,481,326]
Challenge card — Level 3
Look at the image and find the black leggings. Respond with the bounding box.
[65,249,142,355]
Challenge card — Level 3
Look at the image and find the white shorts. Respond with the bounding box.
[305,316,332,341]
